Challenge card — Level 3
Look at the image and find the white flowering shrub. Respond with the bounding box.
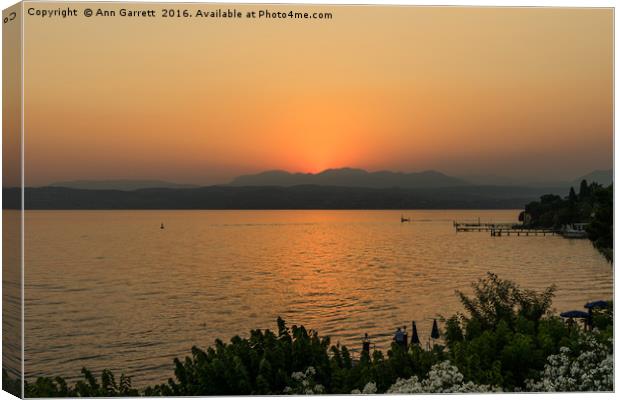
[526,334,613,392]
[283,366,325,395]
[386,361,500,393]
[351,382,378,394]
[361,382,378,394]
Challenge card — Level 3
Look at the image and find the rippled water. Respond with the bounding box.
[3,211,22,382]
[24,210,612,386]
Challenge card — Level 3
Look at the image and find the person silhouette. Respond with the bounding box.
[362,333,371,354]
[394,327,405,347]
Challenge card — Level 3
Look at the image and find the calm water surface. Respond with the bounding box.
[24,210,612,386]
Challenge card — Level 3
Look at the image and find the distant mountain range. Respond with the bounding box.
[43,168,611,191]
[230,168,612,190]
[49,179,199,191]
[229,168,468,188]
[5,168,609,210]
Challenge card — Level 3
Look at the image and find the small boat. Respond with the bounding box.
[562,229,587,239]
[400,215,410,223]
[160,223,165,229]
[561,223,588,239]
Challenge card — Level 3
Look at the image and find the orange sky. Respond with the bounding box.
[22,4,612,186]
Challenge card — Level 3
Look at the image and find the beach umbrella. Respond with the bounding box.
[411,321,420,345]
[431,319,440,339]
[584,300,609,309]
[559,310,590,319]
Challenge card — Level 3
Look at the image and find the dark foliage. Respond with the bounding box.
[446,273,567,390]
[524,180,613,261]
[19,368,138,397]
[587,185,613,261]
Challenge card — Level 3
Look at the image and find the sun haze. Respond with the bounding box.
[22,5,612,186]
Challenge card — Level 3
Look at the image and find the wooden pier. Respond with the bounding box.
[453,221,515,232]
[489,228,558,237]
[453,220,559,236]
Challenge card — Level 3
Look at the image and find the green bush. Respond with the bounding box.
[22,368,138,397]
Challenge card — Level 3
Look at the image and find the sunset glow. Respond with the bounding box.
[21,5,612,186]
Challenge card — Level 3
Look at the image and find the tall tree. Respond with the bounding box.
[568,187,577,203]
[579,179,590,199]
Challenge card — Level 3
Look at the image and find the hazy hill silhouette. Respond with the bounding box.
[573,170,612,187]
[460,169,612,188]
[45,169,611,191]
[49,179,199,190]
[229,168,467,188]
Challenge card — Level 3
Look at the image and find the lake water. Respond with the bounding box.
[23,210,612,386]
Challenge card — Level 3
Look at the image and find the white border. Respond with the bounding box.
[0,1,617,400]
